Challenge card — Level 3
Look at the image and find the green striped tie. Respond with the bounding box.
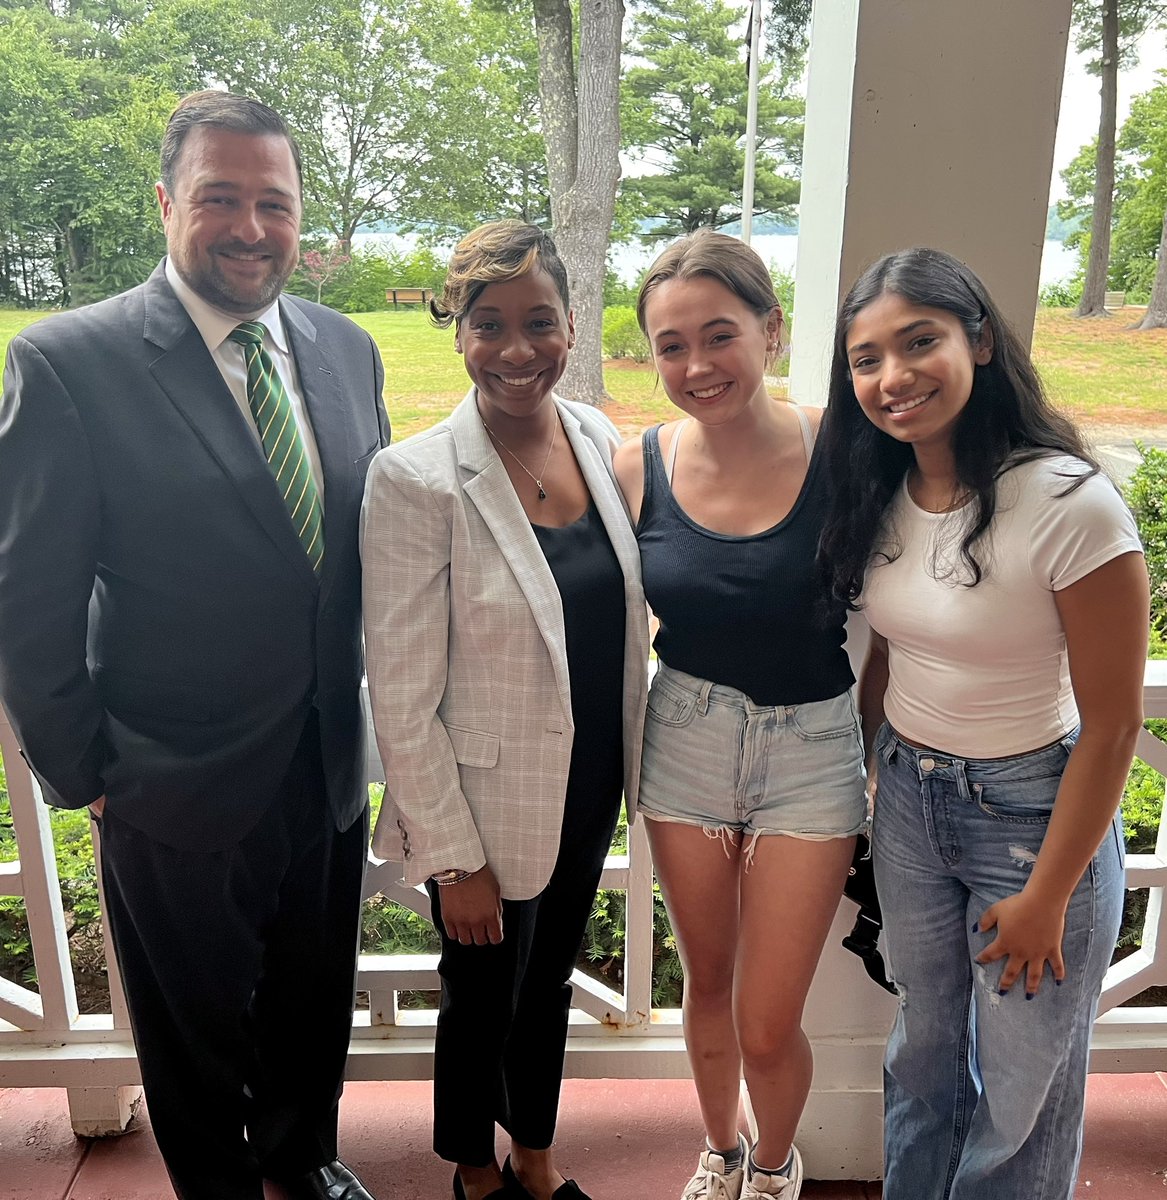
[228,321,324,574]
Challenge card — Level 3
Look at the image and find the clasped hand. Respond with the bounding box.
[974,888,1066,998]
[437,865,503,946]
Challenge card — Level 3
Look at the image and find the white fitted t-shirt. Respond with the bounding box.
[860,455,1143,758]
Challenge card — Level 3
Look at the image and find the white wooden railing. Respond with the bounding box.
[1,664,1164,1175]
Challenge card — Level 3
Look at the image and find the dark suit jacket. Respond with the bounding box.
[0,263,389,850]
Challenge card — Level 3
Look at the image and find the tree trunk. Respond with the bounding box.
[1136,202,1167,329]
[533,0,623,404]
[1077,0,1119,318]
[534,0,577,220]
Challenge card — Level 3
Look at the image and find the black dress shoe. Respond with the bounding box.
[280,1159,376,1200]
[501,1156,592,1200]
[452,1166,511,1199]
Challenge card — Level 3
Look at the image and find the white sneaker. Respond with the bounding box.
[680,1134,747,1200]
[741,1145,804,1198]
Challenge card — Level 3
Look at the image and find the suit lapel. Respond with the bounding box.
[143,268,318,593]
[452,390,572,720]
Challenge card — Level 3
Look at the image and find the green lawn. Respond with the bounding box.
[3,306,1163,442]
[1031,308,1167,426]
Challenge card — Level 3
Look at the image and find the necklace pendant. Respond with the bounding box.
[537,485,547,501]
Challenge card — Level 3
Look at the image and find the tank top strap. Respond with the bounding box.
[640,424,665,522]
[665,419,688,485]
[792,404,815,464]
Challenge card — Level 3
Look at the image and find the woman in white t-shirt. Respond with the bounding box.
[817,247,1149,1200]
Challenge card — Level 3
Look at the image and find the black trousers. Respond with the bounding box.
[97,715,368,1200]
[427,773,621,1167]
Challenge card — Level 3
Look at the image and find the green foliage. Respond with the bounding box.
[1121,722,1166,853]
[1071,0,1167,71]
[603,269,640,309]
[1114,439,1167,956]
[0,0,546,299]
[1038,276,1084,307]
[285,245,448,314]
[1125,442,1167,638]
[0,756,102,991]
[621,0,803,239]
[582,879,684,1008]
[577,810,683,1006]
[770,263,795,322]
[603,306,651,362]
[0,7,172,306]
[1060,76,1167,301]
[129,0,545,245]
[1045,204,1084,242]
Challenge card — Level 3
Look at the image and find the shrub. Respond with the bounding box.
[1125,443,1167,640]
[580,809,683,1006]
[603,306,650,362]
[1114,447,1167,962]
[1038,276,1083,307]
[1122,723,1166,854]
[0,760,103,1002]
[770,263,795,324]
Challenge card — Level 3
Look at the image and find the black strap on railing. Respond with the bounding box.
[841,835,897,995]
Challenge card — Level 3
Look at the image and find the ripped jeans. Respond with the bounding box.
[872,723,1124,1200]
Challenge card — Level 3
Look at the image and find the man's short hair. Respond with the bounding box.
[160,90,304,195]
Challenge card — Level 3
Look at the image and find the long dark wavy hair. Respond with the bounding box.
[818,247,1099,609]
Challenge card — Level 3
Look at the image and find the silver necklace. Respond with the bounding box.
[482,417,556,501]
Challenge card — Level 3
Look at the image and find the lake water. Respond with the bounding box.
[609,234,1079,288]
[352,231,1078,288]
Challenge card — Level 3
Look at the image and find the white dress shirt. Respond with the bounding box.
[165,257,324,498]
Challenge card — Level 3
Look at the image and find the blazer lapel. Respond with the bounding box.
[452,390,572,721]
[142,267,318,593]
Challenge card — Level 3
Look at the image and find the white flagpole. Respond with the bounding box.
[741,0,763,244]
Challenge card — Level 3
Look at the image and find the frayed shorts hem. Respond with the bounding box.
[637,806,866,841]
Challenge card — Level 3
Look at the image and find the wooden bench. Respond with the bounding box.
[1104,290,1126,310]
[385,286,434,310]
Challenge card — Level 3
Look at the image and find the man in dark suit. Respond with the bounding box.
[0,91,388,1200]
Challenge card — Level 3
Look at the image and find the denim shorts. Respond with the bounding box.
[637,663,868,842]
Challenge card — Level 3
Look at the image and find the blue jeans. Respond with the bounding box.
[872,724,1124,1200]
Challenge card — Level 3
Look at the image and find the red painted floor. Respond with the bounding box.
[1,1074,1164,1199]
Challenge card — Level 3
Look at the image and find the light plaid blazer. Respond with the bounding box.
[361,389,650,898]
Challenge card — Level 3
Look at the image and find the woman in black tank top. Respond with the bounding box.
[612,231,867,1200]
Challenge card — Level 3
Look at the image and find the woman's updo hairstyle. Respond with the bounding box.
[636,228,786,360]
[430,220,570,329]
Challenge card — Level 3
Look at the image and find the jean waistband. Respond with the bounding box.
[655,661,850,717]
[878,722,1078,785]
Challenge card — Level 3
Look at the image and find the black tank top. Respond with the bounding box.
[531,498,626,795]
[637,420,853,706]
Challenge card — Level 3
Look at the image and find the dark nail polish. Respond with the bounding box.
[971,922,979,933]
[1025,992,1035,1001]
[998,987,1009,996]
[1055,979,1062,987]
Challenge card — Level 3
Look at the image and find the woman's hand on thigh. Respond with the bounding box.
[974,888,1066,997]
[438,866,504,946]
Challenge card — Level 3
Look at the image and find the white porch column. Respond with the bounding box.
[790,0,1073,406]
[785,1,1073,1178]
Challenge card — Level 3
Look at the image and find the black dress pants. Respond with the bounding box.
[427,771,621,1167]
[97,716,368,1200]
